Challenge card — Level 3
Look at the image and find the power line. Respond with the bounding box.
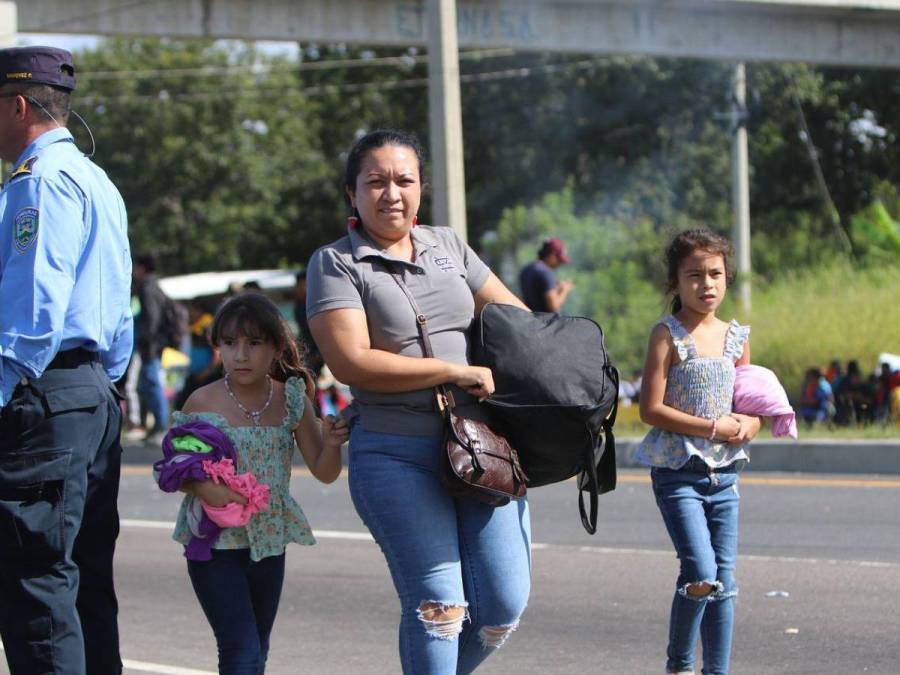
[75,57,604,105]
[77,48,518,81]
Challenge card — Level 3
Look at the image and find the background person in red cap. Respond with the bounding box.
[0,46,131,675]
[519,237,575,312]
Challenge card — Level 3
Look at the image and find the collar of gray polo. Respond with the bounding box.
[348,224,439,265]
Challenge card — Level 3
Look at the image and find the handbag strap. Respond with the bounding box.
[577,365,620,534]
[385,265,455,412]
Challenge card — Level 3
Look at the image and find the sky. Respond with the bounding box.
[19,32,300,57]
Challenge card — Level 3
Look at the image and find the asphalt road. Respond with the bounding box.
[4,465,900,674]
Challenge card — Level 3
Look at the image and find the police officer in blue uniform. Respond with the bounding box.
[0,47,132,674]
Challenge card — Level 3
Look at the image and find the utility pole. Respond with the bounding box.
[0,3,14,54]
[0,2,16,179]
[731,62,751,313]
[426,0,468,242]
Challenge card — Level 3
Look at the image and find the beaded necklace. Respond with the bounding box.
[224,374,273,426]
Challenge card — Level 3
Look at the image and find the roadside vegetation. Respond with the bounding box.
[71,39,899,438]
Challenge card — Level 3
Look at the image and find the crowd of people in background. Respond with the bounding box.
[125,255,900,436]
[120,261,350,439]
[124,235,587,436]
[799,359,900,427]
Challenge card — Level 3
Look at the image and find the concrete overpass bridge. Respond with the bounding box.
[13,1,900,68]
[3,1,898,303]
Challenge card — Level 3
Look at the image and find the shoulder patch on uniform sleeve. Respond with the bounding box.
[9,156,37,181]
[13,207,39,252]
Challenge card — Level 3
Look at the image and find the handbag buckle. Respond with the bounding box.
[436,390,456,412]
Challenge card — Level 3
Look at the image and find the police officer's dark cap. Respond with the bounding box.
[0,46,76,91]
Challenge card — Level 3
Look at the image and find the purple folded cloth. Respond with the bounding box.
[153,420,237,491]
[183,498,223,561]
[153,453,208,493]
[733,365,798,439]
[153,420,239,560]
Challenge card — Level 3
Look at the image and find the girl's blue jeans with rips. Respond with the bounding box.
[651,456,742,675]
[349,425,532,675]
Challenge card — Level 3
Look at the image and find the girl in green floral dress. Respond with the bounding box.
[173,292,348,674]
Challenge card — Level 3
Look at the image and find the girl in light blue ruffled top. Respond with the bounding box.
[636,229,763,675]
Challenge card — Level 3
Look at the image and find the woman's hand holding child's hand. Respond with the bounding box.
[193,480,248,507]
[323,415,349,450]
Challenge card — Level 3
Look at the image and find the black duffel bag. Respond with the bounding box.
[471,303,619,533]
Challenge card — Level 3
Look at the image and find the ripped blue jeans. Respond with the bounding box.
[652,457,742,675]
[349,425,531,675]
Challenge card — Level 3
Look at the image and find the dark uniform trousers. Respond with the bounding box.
[0,351,123,675]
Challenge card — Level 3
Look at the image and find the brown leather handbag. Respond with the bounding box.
[388,268,528,507]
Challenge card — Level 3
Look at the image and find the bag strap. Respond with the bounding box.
[578,365,620,534]
[578,429,601,534]
[385,265,455,412]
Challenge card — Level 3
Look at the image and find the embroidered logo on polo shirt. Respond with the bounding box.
[434,257,457,273]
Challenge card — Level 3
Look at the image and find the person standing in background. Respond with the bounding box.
[519,237,574,312]
[293,269,323,376]
[0,46,132,674]
[174,300,221,410]
[133,253,171,441]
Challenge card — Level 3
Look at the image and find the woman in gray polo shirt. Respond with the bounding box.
[307,130,531,674]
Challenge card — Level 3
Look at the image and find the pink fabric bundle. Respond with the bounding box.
[200,458,271,527]
[733,365,798,439]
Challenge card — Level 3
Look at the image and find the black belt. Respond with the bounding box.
[46,348,100,370]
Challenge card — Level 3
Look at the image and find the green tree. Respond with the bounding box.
[75,39,335,272]
[483,185,665,376]
[69,39,900,283]
[75,39,437,273]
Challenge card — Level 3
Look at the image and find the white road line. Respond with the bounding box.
[312,529,374,541]
[122,518,172,529]
[120,519,900,569]
[122,659,216,675]
[0,645,216,675]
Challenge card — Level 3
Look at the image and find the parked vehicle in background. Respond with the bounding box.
[156,269,351,418]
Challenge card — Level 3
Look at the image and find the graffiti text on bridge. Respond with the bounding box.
[395,3,538,44]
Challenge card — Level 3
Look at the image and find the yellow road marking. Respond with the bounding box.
[124,465,900,488]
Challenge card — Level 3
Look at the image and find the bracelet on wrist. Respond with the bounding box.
[709,417,717,441]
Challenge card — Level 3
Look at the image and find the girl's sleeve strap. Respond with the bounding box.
[660,315,691,362]
[171,410,194,425]
[725,321,751,361]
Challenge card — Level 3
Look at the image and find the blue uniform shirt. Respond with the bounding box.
[0,127,132,406]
